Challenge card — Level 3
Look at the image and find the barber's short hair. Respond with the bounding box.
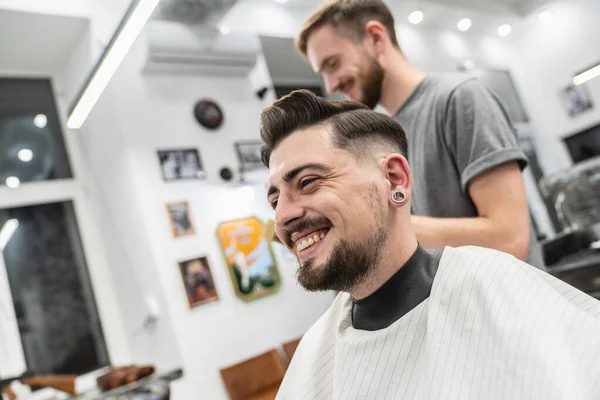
[296,0,399,57]
[260,90,408,167]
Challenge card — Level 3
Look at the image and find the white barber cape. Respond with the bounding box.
[276,246,600,400]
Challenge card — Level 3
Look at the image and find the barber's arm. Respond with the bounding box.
[412,78,531,261]
[412,161,530,260]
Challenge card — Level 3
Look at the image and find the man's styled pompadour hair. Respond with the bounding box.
[259,89,408,167]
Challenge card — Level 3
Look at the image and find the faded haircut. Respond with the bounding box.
[296,0,400,57]
[259,89,408,167]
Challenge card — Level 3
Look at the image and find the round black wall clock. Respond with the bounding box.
[194,99,224,130]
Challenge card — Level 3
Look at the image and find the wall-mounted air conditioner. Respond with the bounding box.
[144,20,259,76]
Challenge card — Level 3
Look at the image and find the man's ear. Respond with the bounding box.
[364,21,389,53]
[383,154,412,205]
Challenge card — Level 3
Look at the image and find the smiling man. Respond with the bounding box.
[261,90,600,399]
[295,0,545,270]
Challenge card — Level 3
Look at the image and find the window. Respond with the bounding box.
[0,78,110,379]
[0,78,73,188]
[0,202,109,375]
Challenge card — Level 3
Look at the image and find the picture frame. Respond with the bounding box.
[166,201,195,238]
[157,148,206,181]
[560,83,594,117]
[178,256,219,308]
[234,140,265,173]
[216,216,281,302]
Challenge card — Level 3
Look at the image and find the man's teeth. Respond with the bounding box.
[297,232,326,251]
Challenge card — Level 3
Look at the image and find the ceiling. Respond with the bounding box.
[219,0,559,41]
[0,8,88,75]
[403,0,553,16]
[282,0,553,16]
[0,0,556,78]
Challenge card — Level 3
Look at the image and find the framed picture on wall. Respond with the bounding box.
[157,148,206,181]
[234,141,265,172]
[166,201,195,237]
[216,216,281,302]
[560,83,594,117]
[178,256,219,308]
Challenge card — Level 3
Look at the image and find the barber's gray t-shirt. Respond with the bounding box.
[394,74,545,270]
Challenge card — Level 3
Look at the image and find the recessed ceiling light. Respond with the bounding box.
[275,0,287,3]
[497,24,512,37]
[34,114,47,128]
[18,149,33,162]
[5,176,20,189]
[220,25,230,34]
[457,18,472,32]
[408,11,424,25]
[538,10,554,24]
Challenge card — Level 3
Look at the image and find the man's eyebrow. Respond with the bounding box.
[267,163,331,198]
[283,163,331,183]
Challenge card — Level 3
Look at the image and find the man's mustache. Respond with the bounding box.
[283,216,332,248]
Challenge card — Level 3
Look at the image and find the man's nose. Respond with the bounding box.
[274,195,304,233]
[324,74,340,94]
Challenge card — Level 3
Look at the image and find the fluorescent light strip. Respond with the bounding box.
[67,0,161,129]
[0,219,19,251]
[574,64,600,86]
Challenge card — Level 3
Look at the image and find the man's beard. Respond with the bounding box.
[358,56,385,109]
[297,232,385,293]
[295,192,387,293]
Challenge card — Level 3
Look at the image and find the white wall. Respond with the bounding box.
[509,0,600,174]
[80,30,334,399]
[75,73,184,373]
[396,24,516,73]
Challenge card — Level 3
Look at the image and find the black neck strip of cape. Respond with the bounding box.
[351,245,442,331]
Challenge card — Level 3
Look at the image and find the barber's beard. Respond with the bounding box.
[358,57,385,109]
[296,192,387,293]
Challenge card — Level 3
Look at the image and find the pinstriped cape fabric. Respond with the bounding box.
[276,246,600,400]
